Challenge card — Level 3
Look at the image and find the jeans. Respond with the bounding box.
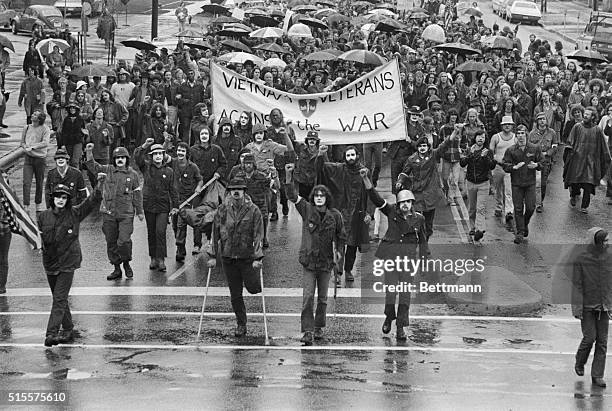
[222,258,261,326]
[145,212,169,258]
[46,271,74,337]
[576,309,609,378]
[383,268,412,327]
[441,160,463,200]
[571,183,595,209]
[65,142,82,169]
[178,115,192,143]
[102,216,134,265]
[537,160,552,203]
[363,142,383,187]
[492,165,513,215]
[0,232,10,290]
[174,212,202,251]
[301,267,331,332]
[466,181,489,232]
[511,185,536,235]
[22,155,46,206]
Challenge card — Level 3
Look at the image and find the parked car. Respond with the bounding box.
[492,0,506,15]
[505,0,542,24]
[53,0,81,16]
[10,5,68,36]
[0,2,17,28]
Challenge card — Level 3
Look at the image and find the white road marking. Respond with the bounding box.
[0,342,604,355]
[0,311,579,323]
[456,194,470,226]
[167,254,204,281]
[449,203,468,243]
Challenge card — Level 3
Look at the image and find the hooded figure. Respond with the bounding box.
[190,102,212,146]
[214,117,243,179]
[572,227,611,387]
[59,103,86,168]
[234,111,253,147]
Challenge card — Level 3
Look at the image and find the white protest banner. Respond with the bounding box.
[211,60,407,144]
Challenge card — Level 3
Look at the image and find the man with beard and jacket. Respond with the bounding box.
[388,106,423,193]
[171,142,202,262]
[177,69,205,142]
[564,107,611,214]
[215,117,243,181]
[207,177,264,338]
[315,145,372,283]
[98,89,128,152]
[266,109,297,218]
[85,144,144,280]
[572,227,612,388]
[294,131,326,198]
[285,164,346,344]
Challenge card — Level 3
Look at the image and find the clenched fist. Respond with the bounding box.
[207,259,216,268]
[144,138,155,147]
[318,145,328,155]
[252,260,263,269]
[285,163,295,173]
[85,143,94,151]
[359,168,369,179]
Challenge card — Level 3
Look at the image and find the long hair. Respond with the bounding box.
[308,184,334,210]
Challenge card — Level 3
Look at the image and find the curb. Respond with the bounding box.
[548,28,578,46]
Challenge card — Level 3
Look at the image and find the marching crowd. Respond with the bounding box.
[0,0,609,361]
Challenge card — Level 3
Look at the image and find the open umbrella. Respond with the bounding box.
[326,12,350,25]
[566,49,609,64]
[245,8,267,16]
[261,58,287,68]
[287,0,309,7]
[463,7,483,17]
[299,17,328,30]
[454,61,496,72]
[218,25,252,37]
[270,9,285,18]
[287,23,313,38]
[316,0,336,7]
[481,35,513,50]
[292,5,318,12]
[361,22,376,33]
[212,15,240,25]
[0,35,15,52]
[368,8,397,17]
[409,11,429,19]
[315,8,337,18]
[175,29,204,38]
[250,27,284,39]
[218,52,264,65]
[200,4,230,15]
[120,37,156,51]
[185,40,213,51]
[36,38,70,56]
[70,64,115,77]
[375,18,405,32]
[421,24,445,43]
[220,39,252,53]
[250,15,281,27]
[377,2,397,10]
[322,48,343,56]
[433,42,481,55]
[253,43,290,54]
[339,49,386,66]
[225,23,252,32]
[304,51,337,61]
[352,1,373,7]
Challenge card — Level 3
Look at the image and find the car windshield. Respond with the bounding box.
[40,8,63,17]
[515,2,538,8]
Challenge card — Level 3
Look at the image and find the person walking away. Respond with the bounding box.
[18,67,44,125]
[175,1,189,32]
[134,140,179,272]
[38,179,103,347]
[529,112,559,213]
[502,125,543,244]
[21,110,50,216]
[85,144,143,280]
[572,227,611,388]
[45,148,87,209]
[460,129,496,244]
[361,169,428,340]
[489,115,517,230]
[171,142,202,262]
[207,177,264,338]
[564,107,611,213]
[285,163,345,344]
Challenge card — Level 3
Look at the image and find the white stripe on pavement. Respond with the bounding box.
[449,203,468,243]
[0,342,604,355]
[0,286,363,297]
[0,311,579,323]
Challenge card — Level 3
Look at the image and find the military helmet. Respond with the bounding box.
[52,184,72,198]
[396,190,415,203]
[113,146,130,158]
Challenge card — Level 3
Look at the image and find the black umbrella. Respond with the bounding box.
[120,37,156,51]
[184,40,214,51]
[218,27,251,37]
[0,35,15,52]
[254,43,291,54]
[433,42,481,55]
[299,17,328,30]
[292,5,318,12]
[481,36,513,50]
[375,18,405,32]
[327,13,350,25]
[212,16,240,25]
[250,15,281,27]
[220,39,252,53]
[566,49,609,64]
[200,4,230,15]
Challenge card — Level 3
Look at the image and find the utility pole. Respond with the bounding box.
[152,0,159,40]
[594,0,598,12]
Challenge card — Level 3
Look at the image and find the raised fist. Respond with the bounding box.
[318,144,328,155]
[85,143,94,151]
[359,168,369,178]
[207,259,216,268]
[97,172,107,181]
[144,138,155,146]
[285,163,295,173]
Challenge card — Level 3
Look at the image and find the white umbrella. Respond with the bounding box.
[261,57,287,68]
[368,9,398,18]
[422,24,446,43]
[287,23,313,38]
[36,38,70,56]
[361,22,376,35]
[249,27,284,39]
[218,52,264,65]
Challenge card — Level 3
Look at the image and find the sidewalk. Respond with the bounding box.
[542,0,593,45]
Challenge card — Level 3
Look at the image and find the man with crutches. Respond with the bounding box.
[285,164,346,345]
[207,176,265,338]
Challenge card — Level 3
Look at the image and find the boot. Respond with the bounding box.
[36,203,45,213]
[396,326,407,341]
[270,211,279,221]
[57,329,75,344]
[314,328,324,340]
[107,264,122,280]
[234,324,247,337]
[382,317,393,334]
[149,258,158,270]
[575,364,584,376]
[123,261,133,279]
[157,258,166,272]
[474,230,485,242]
[301,331,313,345]
[592,377,607,388]
[176,244,186,262]
[282,203,289,216]
[44,335,59,347]
[345,271,354,282]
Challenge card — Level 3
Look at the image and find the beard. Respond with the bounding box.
[345,158,357,167]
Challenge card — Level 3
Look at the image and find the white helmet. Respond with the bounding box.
[396,190,415,203]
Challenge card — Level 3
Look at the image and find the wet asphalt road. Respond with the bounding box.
[1,1,612,409]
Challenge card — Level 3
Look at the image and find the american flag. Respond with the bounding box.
[0,175,42,249]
